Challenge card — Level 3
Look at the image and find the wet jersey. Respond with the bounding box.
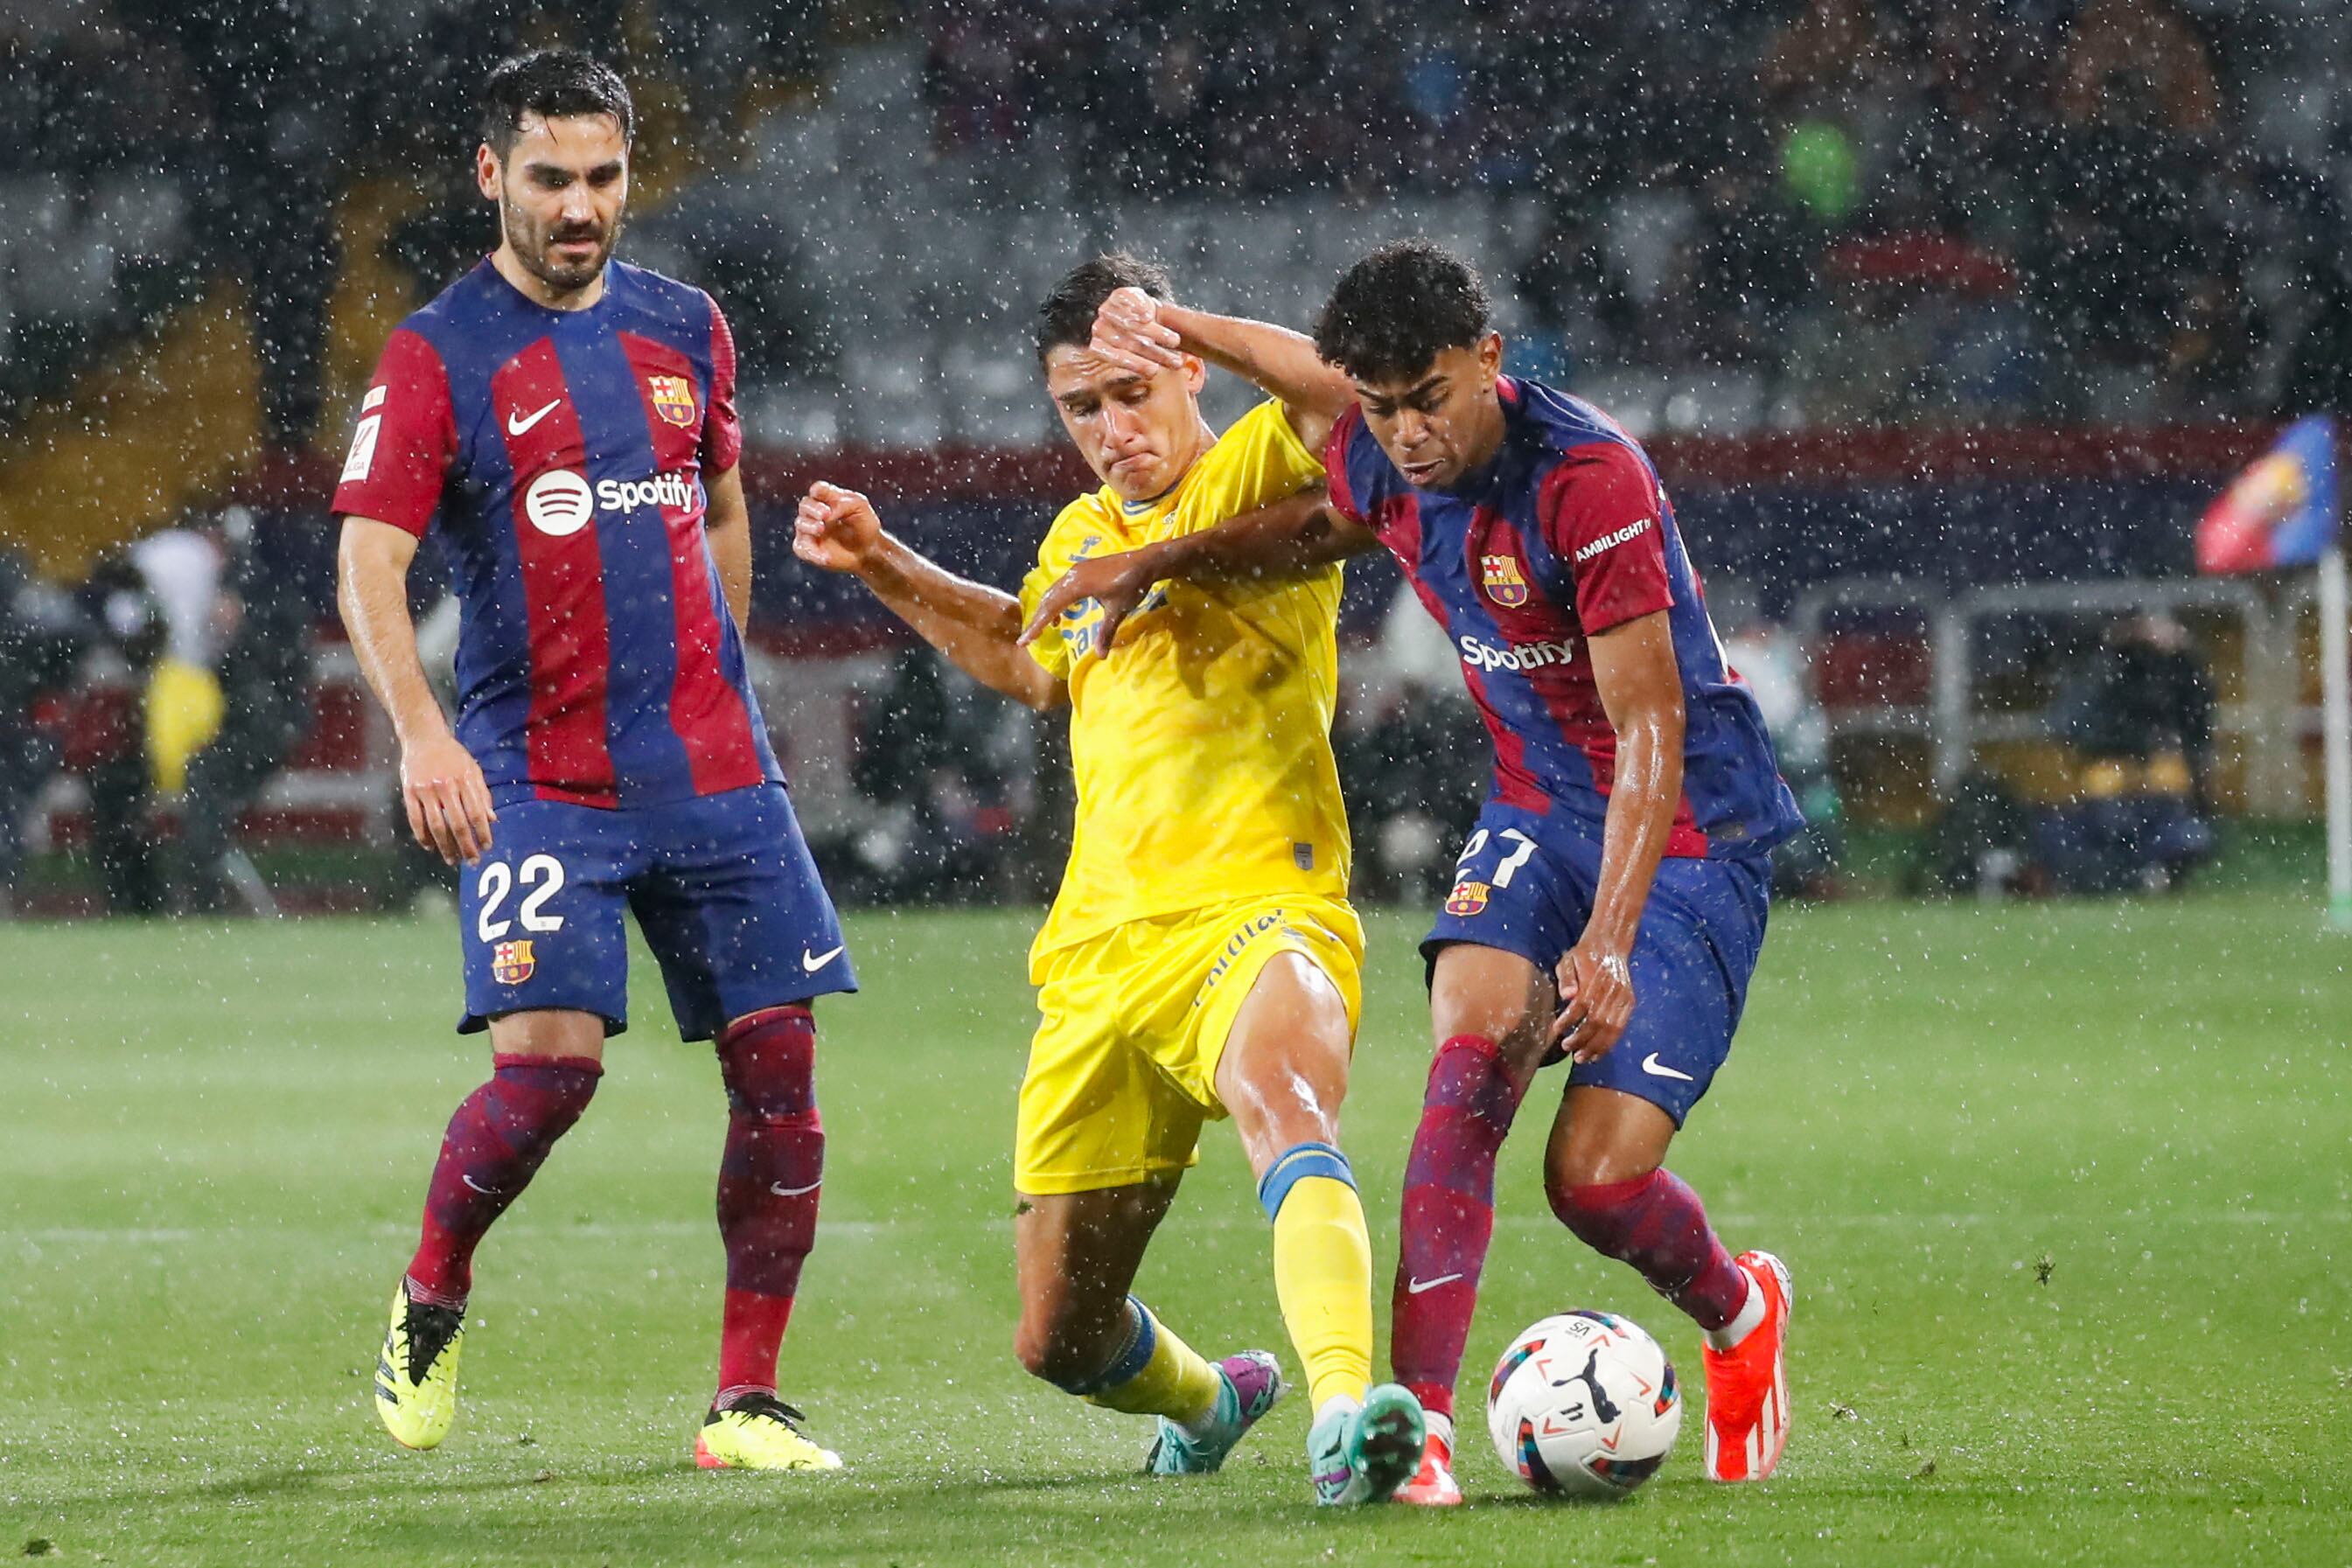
[1018,400,1350,961]
[1324,376,1801,859]
[332,258,778,810]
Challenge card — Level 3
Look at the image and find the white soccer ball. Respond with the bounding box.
[1486,1310,1682,1497]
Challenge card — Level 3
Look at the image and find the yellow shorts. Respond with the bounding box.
[1014,895,1364,1195]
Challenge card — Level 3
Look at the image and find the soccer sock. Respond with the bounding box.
[713,1006,824,1403]
[406,1054,602,1305]
[1547,1167,1751,1335]
[1076,1298,1220,1427]
[1260,1143,1374,1412]
[1392,1034,1527,1421]
[1425,1408,1457,1453]
[1710,1270,1767,1352]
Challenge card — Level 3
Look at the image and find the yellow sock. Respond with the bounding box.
[1083,1300,1220,1425]
[1268,1170,1374,1411]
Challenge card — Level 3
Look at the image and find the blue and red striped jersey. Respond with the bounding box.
[332,258,779,810]
[1326,377,1802,859]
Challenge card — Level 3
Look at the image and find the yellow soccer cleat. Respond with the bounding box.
[375,1280,465,1450]
[694,1393,844,1472]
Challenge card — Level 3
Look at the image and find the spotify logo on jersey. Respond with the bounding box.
[525,469,595,537]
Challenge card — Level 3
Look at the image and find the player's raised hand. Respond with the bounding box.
[793,482,883,575]
[1091,285,1186,378]
[1018,546,1165,655]
[401,729,496,866]
[1550,939,1634,1064]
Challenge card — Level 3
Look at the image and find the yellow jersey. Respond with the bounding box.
[1018,399,1350,971]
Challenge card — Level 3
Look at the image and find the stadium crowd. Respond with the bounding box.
[919,0,2352,426]
[0,0,2318,915]
[4,0,2349,436]
[0,0,820,443]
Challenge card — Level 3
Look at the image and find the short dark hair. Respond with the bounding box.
[1314,240,1491,385]
[1036,252,1174,367]
[481,47,634,157]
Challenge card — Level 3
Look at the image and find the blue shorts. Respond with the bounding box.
[1423,801,1770,1125]
[457,783,854,1042]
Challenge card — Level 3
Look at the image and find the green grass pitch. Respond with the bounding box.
[3,896,2349,1565]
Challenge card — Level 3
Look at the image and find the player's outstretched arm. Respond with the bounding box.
[794,482,1066,711]
[1552,611,1685,1063]
[1017,491,1376,652]
[1092,287,1355,450]
[337,516,497,866]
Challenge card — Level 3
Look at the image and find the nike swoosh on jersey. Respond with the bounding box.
[1406,1272,1463,1294]
[769,1181,821,1197]
[801,944,844,972]
[506,399,562,436]
[1640,1053,1695,1082]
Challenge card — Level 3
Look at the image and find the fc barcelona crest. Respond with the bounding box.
[1444,880,1491,916]
[648,374,695,428]
[1480,554,1529,608]
[492,939,536,986]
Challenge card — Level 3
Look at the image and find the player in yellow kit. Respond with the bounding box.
[794,254,1424,1505]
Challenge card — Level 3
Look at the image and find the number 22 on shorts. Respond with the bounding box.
[478,854,568,942]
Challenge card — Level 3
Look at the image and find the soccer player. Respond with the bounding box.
[1029,241,1805,1501]
[792,254,1427,1505]
[334,48,853,1472]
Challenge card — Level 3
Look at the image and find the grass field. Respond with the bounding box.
[3,896,2349,1565]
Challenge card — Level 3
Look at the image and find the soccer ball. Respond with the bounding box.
[1486,1310,1682,1497]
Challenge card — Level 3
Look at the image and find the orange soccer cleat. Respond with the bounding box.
[1395,1412,1465,1507]
[1701,1251,1793,1481]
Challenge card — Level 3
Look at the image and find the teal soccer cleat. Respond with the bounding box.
[1308,1383,1427,1506]
[1145,1351,1288,1475]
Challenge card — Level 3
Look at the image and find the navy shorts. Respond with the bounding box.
[1423,801,1770,1125]
[457,783,854,1042]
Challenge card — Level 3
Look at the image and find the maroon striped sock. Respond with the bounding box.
[406,1055,602,1304]
[713,1007,823,1400]
[1391,1035,1529,1421]
[1548,1167,1748,1332]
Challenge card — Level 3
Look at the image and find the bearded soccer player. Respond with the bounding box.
[792,254,1426,1505]
[1030,241,1804,1501]
[335,49,852,1472]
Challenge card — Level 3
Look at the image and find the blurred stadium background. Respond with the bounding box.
[8,7,2352,1561]
[3,0,2350,916]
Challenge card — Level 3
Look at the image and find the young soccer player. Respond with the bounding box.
[792,254,1426,1505]
[1029,241,1805,1502]
[336,48,851,1472]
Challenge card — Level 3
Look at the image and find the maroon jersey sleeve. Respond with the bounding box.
[332,327,454,537]
[1540,442,1674,635]
[1322,405,1369,526]
[701,296,743,475]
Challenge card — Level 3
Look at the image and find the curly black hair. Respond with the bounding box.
[1313,240,1491,384]
[482,47,634,157]
[1036,252,1174,368]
